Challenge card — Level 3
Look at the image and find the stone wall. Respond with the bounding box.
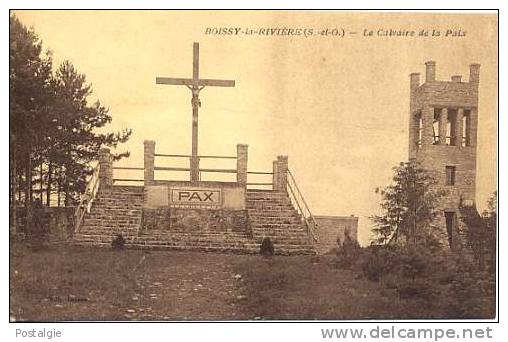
[314,215,358,254]
[10,206,75,242]
[141,207,249,234]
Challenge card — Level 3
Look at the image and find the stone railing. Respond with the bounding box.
[286,168,318,242]
[74,157,102,233]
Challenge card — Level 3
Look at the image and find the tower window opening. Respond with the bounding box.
[462,110,471,146]
[444,211,455,248]
[433,110,440,145]
[446,110,457,146]
[445,165,456,185]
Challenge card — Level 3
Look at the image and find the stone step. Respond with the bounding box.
[85,211,141,222]
[246,199,291,205]
[251,221,304,226]
[251,229,308,235]
[90,207,142,212]
[251,236,311,243]
[248,212,296,217]
[247,202,294,207]
[246,206,295,212]
[82,219,141,225]
[74,241,316,255]
[246,195,290,200]
[74,239,316,255]
[249,218,301,223]
[91,201,143,207]
[86,208,142,213]
[95,192,143,195]
[95,192,143,198]
[251,227,307,233]
[247,207,294,212]
[80,224,140,230]
[99,190,144,195]
[139,231,251,239]
[246,198,292,203]
[251,222,305,228]
[78,229,140,236]
[248,211,297,216]
[99,186,144,193]
[246,191,289,197]
[252,234,308,240]
[75,235,250,245]
[93,199,143,204]
[246,194,289,198]
[82,220,141,225]
[76,231,310,243]
[80,229,141,235]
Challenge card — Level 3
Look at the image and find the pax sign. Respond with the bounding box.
[171,188,221,206]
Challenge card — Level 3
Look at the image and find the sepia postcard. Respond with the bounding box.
[8,9,498,331]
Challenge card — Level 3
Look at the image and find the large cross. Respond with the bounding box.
[156,42,235,183]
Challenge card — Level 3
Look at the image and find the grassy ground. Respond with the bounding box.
[9,245,490,321]
[232,255,456,320]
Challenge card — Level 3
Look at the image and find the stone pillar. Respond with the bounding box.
[272,160,279,191]
[98,148,113,187]
[276,155,288,193]
[236,144,248,186]
[469,63,480,85]
[421,105,434,146]
[410,73,420,92]
[438,108,448,145]
[425,61,436,83]
[408,73,421,159]
[456,108,464,147]
[469,108,478,148]
[144,140,155,186]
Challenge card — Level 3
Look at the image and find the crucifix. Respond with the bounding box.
[156,42,235,184]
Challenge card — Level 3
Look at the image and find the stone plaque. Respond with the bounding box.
[170,187,222,208]
[144,185,169,208]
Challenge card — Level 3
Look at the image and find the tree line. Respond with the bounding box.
[9,15,131,226]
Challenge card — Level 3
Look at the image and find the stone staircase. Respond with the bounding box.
[74,186,316,255]
[74,186,144,243]
[246,189,316,254]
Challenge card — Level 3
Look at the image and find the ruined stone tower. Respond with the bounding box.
[408,61,480,249]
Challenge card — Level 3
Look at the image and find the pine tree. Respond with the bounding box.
[371,161,446,248]
[460,191,497,269]
[9,14,132,237]
[50,60,132,205]
[10,14,54,234]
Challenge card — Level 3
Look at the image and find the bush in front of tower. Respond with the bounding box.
[111,234,125,250]
[335,229,361,269]
[260,237,274,256]
[349,245,495,318]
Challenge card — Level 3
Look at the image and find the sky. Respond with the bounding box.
[13,10,498,245]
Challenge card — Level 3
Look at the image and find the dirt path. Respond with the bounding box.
[122,252,248,320]
[10,247,252,321]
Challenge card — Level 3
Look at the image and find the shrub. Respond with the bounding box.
[396,278,432,299]
[396,248,428,280]
[438,256,496,318]
[338,242,496,317]
[335,230,361,269]
[359,246,396,281]
[111,234,125,250]
[260,237,274,256]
